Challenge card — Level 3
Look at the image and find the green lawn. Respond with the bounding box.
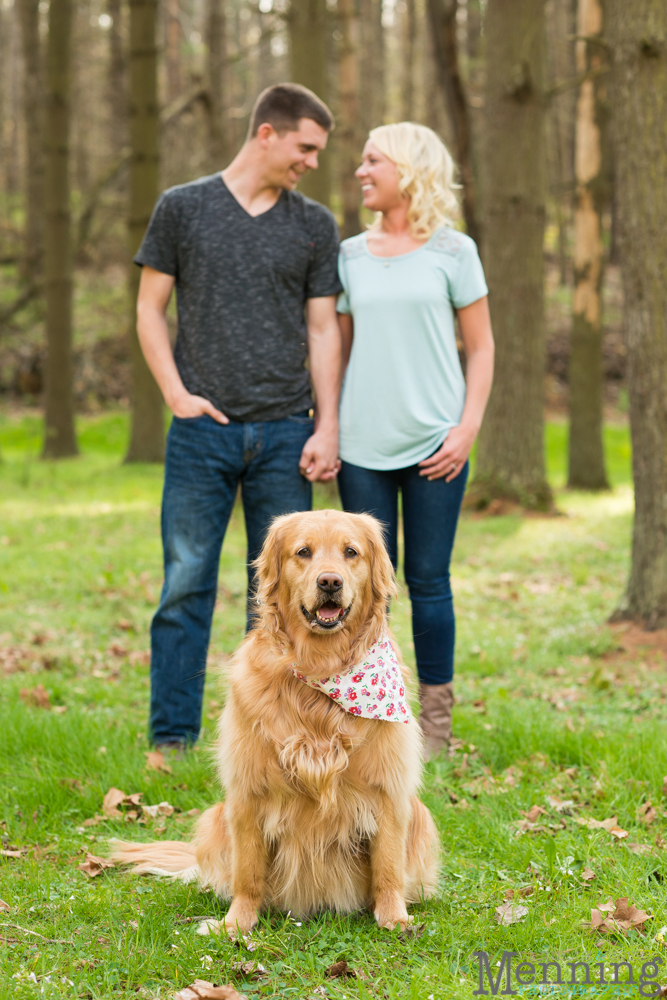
[2,409,666,1000]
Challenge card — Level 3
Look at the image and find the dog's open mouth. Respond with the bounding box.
[301,601,352,630]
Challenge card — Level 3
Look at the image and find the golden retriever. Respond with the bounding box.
[112,509,440,934]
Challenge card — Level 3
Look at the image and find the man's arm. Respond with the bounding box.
[136,266,228,423]
[299,295,342,483]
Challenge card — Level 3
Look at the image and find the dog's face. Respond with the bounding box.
[255,510,394,638]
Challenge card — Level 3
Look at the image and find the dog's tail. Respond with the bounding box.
[109,838,200,882]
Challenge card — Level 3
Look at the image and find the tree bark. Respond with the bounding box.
[470,0,552,510]
[207,0,228,170]
[402,0,416,121]
[16,0,44,284]
[107,0,126,156]
[165,0,182,104]
[288,0,331,207]
[567,0,609,490]
[338,0,361,239]
[125,0,165,464]
[608,0,667,626]
[359,0,384,136]
[42,0,77,459]
[426,0,481,245]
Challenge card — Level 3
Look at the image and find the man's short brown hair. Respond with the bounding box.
[249,83,334,137]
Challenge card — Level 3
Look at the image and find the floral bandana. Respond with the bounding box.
[291,633,411,723]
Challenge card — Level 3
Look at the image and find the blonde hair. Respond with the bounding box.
[367,122,460,238]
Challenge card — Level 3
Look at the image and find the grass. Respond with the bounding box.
[1,409,666,1000]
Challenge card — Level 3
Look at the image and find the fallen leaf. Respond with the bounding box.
[52,705,68,715]
[626,843,655,856]
[576,815,619,832]
[398,922,425,941]
[145,750,172,774]
[610,826,629,840]
[19,685,50,709]
[116,619,133,631]
[522,805,546,823]
[504,886,534,900]
[0,849,24,859]
[82,815,104,827]
[546,796,576,814]
[108,641,129,658]
[494,901,529,926]
[230,961,267,980]
[102,788,144,820]
[472,699,486,714]
[174,982,245,1000]
[129,650,150,666]
[141,801,175,820]
[78,853,115,877]
[581,867,596,882]
[326,961,357,979]
[638,801,658,826]
[0,899,9,911]
[588,897,654,935]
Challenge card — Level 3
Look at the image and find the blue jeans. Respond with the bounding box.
[338,458,468,685]
[150,412,313,745]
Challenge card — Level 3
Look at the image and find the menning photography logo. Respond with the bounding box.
[472,951,666,997]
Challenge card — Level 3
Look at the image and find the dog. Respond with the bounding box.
[112,509,440,934]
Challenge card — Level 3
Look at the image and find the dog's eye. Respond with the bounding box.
[345,547,358,558]
[296,547,311,558]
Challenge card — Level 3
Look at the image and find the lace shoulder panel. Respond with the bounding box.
[339,233,367,261]
[425,226,466,256]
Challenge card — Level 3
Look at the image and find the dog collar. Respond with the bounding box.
[290,632,411,723]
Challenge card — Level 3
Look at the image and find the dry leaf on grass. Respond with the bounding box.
[504,886,534,900]
[78,853,115,878]
[576,815,626,834]
[326,961,358,979]
[398,922,425,941]
[230,961,267,980]
[142,802,175,819]
[0,849,25,859]
[82,814,104,827]
[581,867,596,882]
[145,750,173,774]
[638,801,658,826]
[495,902,529,926]
[102,788,172,824]
[627,843,655,856]
[174,981,245,1000]
[0,899,9,912]
[610,826,630,840]
[522,805,546,823]
[588,897,653,935]
[546,796,576,814]
[19,685,50,709]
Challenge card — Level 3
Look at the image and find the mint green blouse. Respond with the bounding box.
[336,227,488,470]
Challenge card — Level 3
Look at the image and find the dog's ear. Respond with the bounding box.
[253,515,287,611]
[360,513,397,607]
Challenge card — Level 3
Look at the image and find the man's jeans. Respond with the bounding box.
[338,458,468,686]
[150,412,313,746]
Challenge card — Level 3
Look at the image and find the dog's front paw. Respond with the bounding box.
[223,896,259,938]
[374,891,412,931]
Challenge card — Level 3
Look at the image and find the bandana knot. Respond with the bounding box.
[290,632,411,723]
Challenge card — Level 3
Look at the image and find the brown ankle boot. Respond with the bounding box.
[418,682,454,760]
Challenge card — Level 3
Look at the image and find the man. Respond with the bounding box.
[134,83,343,753]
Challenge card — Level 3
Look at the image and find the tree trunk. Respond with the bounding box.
[567,0,609,490]
[207,0,228,171]
[402,0,416,121]
[608,0,667,626]
[125,0,165,464]
[42,0,77,459]
[338,0,361,239]
[288,0,331,206]
[16,0,44,284]
[165,0,182,104]
[359,0,384,137]
[426,0,481,245]
[470,0,552,510]
[107,0,126,156]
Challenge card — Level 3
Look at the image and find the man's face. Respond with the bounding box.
[262,118,329,190]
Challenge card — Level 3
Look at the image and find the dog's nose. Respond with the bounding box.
[317,572,343,591]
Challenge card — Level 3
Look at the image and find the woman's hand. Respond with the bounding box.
[418,423,477,482]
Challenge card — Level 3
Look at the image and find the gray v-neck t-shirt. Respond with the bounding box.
[134,173,342,422]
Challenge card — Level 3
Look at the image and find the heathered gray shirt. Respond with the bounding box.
[134,173,342,422]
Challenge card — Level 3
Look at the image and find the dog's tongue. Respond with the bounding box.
[317,602,342,620]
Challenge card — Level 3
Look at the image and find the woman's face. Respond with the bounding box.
[356,141,404,213]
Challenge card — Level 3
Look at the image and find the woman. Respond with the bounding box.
[336,122,494,757]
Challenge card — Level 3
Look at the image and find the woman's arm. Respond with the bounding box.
[338,312,354,370]
[418,295,494,481]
